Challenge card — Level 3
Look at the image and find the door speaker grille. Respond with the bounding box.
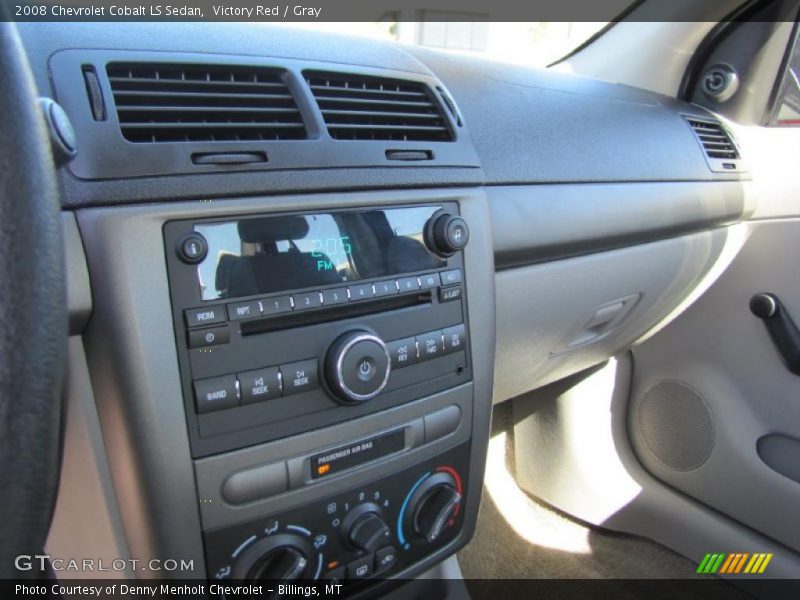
[636,380,714,471]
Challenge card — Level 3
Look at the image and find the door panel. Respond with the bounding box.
[629,218,800,552]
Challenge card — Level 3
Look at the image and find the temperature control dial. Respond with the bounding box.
[325,330,391,404]
[406,472,462,543]
[232,534,313,582]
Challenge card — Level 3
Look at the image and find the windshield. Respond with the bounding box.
[276,22,608,68]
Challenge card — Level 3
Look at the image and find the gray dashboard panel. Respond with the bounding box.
[15,23,739,209]
[408,46,743,185]
[494,227,731,403]
[74,187,495,580]
[489,181,747,268]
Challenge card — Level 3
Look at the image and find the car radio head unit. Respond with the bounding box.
[164,202,472,458]
[191,206,447,300]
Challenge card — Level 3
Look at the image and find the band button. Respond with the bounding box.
[194,375,239,414]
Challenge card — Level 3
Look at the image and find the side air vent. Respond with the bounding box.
[686,118,739,160]
[305,71,454,142]
[106,63,306,143]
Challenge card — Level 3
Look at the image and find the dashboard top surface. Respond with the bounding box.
[14,22,741,208]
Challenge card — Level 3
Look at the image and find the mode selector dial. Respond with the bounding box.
[425,212,469,257]
[232,533,313,583]
[325,330,391,404]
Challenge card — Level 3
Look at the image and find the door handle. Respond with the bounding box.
[750,293,800,376]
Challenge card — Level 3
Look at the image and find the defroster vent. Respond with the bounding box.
[106,63,306,143]
[305,71,454,142]
[686,117,739,160]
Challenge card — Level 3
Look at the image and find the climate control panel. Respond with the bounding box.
[204,443,469,591]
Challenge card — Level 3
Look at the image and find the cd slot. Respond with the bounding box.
[241,292,432,336]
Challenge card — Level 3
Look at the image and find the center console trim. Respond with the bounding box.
[75,186,494,583]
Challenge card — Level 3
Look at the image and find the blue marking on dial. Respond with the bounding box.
[397,472,431,547]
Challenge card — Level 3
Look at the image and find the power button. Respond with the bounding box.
[358,357,377,382]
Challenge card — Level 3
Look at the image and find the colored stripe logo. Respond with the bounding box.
[697,552,773,574]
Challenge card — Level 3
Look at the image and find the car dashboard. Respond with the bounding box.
[20,21,750,596]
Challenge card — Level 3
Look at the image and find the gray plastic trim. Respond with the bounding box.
[494,228,730,403]
[489,181,746,269]
[62,212,92,334]
[74,186,494,580]
[196,385,472,530]
[46,337,132,578]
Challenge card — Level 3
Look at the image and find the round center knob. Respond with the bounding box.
[325,330,391,404]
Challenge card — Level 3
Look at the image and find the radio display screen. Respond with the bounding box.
[194,206,446,300]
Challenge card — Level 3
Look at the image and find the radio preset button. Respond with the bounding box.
[281,359,319,396]
[188,325,230,349]
[439,286,462,303]
[185,306,226,328]
[387,337,418,369]
[373,280,398,297]
[416,330,444,361]
[194,375,239,414]
[440,269,462,286]
[397,276,421,293]
[227,300,261,321]
[239,366,282,404]
[322,288,348,306]
[419,273,439,290]
[294,291,323,311]
[348,283,374,302]
[261,295,293,316]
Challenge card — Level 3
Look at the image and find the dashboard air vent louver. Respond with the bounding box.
[686,118,739,160]
[305,71,454,142]
[106,63,306,143]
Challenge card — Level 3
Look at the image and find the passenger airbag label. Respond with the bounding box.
[311,429,405,479]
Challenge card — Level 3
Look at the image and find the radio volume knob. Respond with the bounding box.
[325,330,391,404]
[426,213,469,257]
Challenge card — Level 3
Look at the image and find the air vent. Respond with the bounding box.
[305,71,454,142]
[106,63,306,143]
[686,118,739,160]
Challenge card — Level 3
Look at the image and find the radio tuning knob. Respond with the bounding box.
[325,330,391,404]
[425,212,469,257]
